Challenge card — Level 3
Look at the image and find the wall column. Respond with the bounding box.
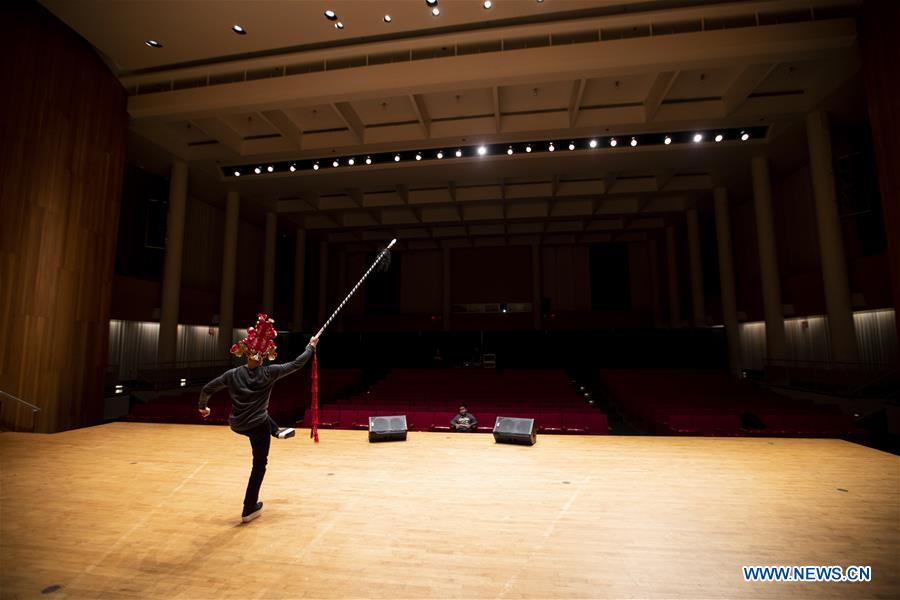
[751,156,786,361]
[807,110,859,362]
[531,244,542,330]
[262,212,277,315]
[157,160,188,364]
[318,240,329,326]
[686,208,706,327]
[442,247,451,331]
[713,187,741,375]
[292,229,306,331]
[217,190,240,355]
[649,239,663,328]
[665,226,681,327]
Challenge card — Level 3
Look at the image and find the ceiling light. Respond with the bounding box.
[324,10,337,20]
[630,137,637,147]
[426,0,438,5]
[383,15,392,23]
[144,40,162,48]
[568,142,575,150]
[548,142,555,152]
[741,131,750,141]
[233,170,241,177]
[335,21,344,29]
[455,149,462,157]
[437,151,444,159]
[610,138,617,147]
[525,144,532,152]
[477,146,487,155]
[348,158,355,165]
[507,146,514,155]
[664,135,672,145]
[313,162,320,170]
[432,7,441,16]
[289,164,296,172]
[693,133,703,143]
[395,154,401,162]
[589,139,598,148]
[715,134,724,142]
[365,156,372,164]
[254,167,261,174]
[232,25,246,35]
[483,0,493,8]
[332,159,339,167]
[416,153,422,161]
[267,165,274,172]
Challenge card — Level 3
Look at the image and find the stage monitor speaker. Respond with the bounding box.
[368,415,408,443]
[493,416,537,446]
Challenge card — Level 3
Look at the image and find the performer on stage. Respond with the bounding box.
[450,405,478,432]
[197,314,319,523]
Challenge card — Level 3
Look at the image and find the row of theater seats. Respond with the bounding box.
[300,368,609,435]
[122,368,362,426]
[600,369,861,438]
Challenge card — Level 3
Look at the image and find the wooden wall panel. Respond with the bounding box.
[0,1,127,432]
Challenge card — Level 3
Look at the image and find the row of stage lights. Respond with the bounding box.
[226,127,765,178]
[323,0,545,29]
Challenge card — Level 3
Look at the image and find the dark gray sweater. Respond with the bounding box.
[199,345,315,432]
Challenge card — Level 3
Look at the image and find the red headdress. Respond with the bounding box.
[231,313,278,361]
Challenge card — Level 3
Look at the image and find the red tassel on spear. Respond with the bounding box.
[309,238,395,443]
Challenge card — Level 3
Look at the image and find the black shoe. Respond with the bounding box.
[275,427,295,439]
[241,501,263,523]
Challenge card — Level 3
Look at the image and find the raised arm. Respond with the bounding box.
[198,373,228,414]
[267,336,319,381]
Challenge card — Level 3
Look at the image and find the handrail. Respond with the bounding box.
[0,390,41,412]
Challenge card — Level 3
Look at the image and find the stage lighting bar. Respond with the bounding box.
[222,126,767,178]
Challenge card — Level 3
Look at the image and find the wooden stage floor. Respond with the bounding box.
[1,423,898,599]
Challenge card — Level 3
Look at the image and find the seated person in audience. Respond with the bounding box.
[450,405,478,432]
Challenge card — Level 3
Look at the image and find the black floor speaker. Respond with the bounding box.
[368,415,408,442]
[493,416,537,446]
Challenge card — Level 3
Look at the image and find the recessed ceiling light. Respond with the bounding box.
[313,162,320,170]
[741,131,750,141]
[589,139,598,148]
[568,142,575,150]
[365,156,372,164]
[426,0,438,5]
[437,151,444,159]
[335,21,344,29]
[254,167,261,174]
[432,7,440,16]
[715,134,724,142]
[324,10,337,20]
[483,0,493,8]
[416,153,422,161]
[477,146,487,155]
[234,170,241,177]
[332,159,339,167]
[395,154,401,162]
[664,135,672,145]
[267,165,274,172]
[289,164,296,172]
[145,40,162,48]
[232,25,246,35]
[610,138,618,147]
[507,146,513,155]
[693,133,703,143]
[630,137,637,147]
[455,149,462,157]
[525,144,532,152]
[384,15,392,23]
[348,158,355,165]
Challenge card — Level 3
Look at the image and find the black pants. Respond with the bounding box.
[237,416,278,510]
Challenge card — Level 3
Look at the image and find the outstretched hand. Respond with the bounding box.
[309,335,320,348]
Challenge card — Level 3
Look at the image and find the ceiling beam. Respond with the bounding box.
[643,71,677,122]
[722,63,778,115]
[568,79,587,128]
[410,94,431,139]
[259,109,303,149]
[333,102,365,144]
[604,172,620,195]
[191,117,243,155]
[492,86,502,133]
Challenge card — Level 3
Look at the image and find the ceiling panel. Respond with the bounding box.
[420,87,494,120]
[501,81,571,113]
[667,66,740,100]
[581,73,655,106]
